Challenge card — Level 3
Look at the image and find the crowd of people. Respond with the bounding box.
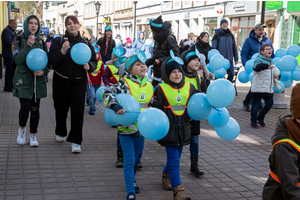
[1,13,300,200]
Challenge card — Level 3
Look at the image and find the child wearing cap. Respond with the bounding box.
[123,37,136,57]
[262,83,300,199]
[151,55,195,200]
[181,50,207,178]
[103,52,154,200]
[102,51,122,87]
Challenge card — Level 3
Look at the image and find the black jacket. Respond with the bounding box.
[189,40,211,64]
[96,37,115,62]
[151,57,195,146]
[262,114,300,200]
[48,31,97,78]
[1,25,17,57]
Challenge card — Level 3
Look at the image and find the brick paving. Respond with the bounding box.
[0,70,293,200]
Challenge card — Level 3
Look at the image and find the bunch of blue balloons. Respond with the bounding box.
[187,79,240,140]
[207,49,230,79]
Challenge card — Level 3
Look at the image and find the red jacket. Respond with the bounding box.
[87,60,104,85]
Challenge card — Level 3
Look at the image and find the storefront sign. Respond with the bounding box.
[265,1,283,10]
[215,6,224,15]
[287,1,300,13]
[104,17,110,23]
[225,1,257,15]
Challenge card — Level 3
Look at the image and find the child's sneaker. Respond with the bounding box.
[257,118,265,127]
[56,135,65,142]
[89,108,94,115]
[17,128,26,145]
[134,181,140,194]
[29,134,39,147]
[126,192,136,200]
[71,143,81,153]
[250,122,259,129]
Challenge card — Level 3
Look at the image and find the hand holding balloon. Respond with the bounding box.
[268,65,275,69]
[27,35,36,47]
[116,109,126,115]
[61,40,70,55]
[83,63,90,70]
[33,70,44,77]
[155,59,160,64]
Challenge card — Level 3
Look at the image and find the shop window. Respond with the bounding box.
[203,17,218,45]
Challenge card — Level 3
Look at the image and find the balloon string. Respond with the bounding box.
[34,74,37,102]
[212,107,222,116]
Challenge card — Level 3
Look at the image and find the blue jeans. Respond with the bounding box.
[147,65,153,81]
[119,134,144,195]
[86,84,91,102]
[190,135,199,158]
[163,146,183,190]
[88,84,101,111]
[244,88,262,110]
[117,134,123,153]
[251,96,273,123]
[227,60,234,82]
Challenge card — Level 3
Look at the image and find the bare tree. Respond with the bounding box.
[12,1,43,23]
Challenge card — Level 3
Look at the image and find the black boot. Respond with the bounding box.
[116,152,123,168]
[190,157,204,177]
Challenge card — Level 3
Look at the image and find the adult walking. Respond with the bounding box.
[189,32,211,64]
[48,15,97,153]
[212,19,238,82]
[1,19,17,92]
[241,23,275,112]
[96,26,115,63]
[12,15,49,147]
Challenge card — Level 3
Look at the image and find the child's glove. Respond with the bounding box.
[111,104,124,113]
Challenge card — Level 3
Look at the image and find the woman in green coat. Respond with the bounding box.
[12,15,49,147]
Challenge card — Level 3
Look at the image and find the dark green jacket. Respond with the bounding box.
[12,15,49,99]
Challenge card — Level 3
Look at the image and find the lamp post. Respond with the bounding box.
[133,1,137,42]
[74,10,78,17]
[95,1,101,37]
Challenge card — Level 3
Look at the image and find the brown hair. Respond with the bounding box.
[27,16,40,32]
[196,32,209,42]
[179,39,189,48]
[101,29,113,45]
[65,15,80,27]
[259,44,271,53]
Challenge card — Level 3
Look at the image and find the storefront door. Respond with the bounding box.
[266,20,275,44]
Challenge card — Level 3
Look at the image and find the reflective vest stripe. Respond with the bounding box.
[91,60,103,76]
[140,103,147,108]
[164,105,185,111]
[270,139,300,186]
[107,64,119,81]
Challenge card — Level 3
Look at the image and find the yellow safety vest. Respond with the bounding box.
[91,60,103,76]
[107,64,119,81]
[185,74,201,90]
[269,139,300,187]
[124,77,154,112]
[159,82,191,116]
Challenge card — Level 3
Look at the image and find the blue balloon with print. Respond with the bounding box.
[207,107,230,128]
[251,53,259,60]
[210,54,224,71]
[273,57,281,66]
[284,79,293,88]
[249,72,253,83]
[26,48,48,71]
[104,109,117,126]
[137,108,170,141]
[238,70,249,83]
[278,55,298,71]
[71,43,92,65]
[206,79,235,108]
[287,45,300,58]
[280,71,291,82]
[245,60,254,74]
[275,49,287,58]
[107,94,140,126]
[213,68,226,78]
[187,93,212,120]
[223,59,230,70]
[215,117,240,140]
[207,49,220,61]
[291,68,300,81]
[273,81,285,93]
[96,86,107,102]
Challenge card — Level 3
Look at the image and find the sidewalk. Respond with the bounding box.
[0,70,292,200]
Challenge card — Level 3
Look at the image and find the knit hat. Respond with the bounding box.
[183,50,198,66]
[220,19,228,26]
[149,15,163,33]
[126,37,132,44]
[290,83,300,120]
[165,60,183,79]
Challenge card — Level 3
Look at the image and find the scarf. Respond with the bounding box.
[105,37,110,56]
[198,40,210,50]
[285,117,300,146]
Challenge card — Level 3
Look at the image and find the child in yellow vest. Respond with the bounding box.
[103,51,154,200]
[152,53,196,200]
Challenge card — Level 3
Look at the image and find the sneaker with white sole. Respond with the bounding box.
[56,135,65,142]
[17,128,26,145]
[71,143,81,153]
[29,134,39,147]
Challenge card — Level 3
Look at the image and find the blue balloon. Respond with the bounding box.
[208,49,220,61]
[280,71,291,82]
[214,68,226,78]
[206,79,235,108]
[223,59,230,70]
[107,94,140,126]
[287,45,300,58]
[26,48,48,71]
[238,70,249,83]
[71,43,92,65]
[215,117,240,140]
[251,53,259,60]
[187,93,212,120]
[206,64,212,72]
[137,108,170,141]
[104,109,117,126]
[207,107,230,128]
[284,79,293,88]
[245,60,254,74]
[96,86,107,102]
[279,55,298,71]
[275,49,287,58]
[273,57,281,66]
[249,72,253,83]
[210,54,224,71]
[273,80,285,93]
[291,68,300,81]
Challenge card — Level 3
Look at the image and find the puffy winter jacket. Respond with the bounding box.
[96,37,116,62]
[1,25,17,57]
[132,31,145,51]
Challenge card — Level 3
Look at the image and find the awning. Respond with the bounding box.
[287,1,300,16]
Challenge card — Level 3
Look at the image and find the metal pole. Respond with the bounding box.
[8,1,11,20]
[96,14,98,36]
[261,1,265,24]
[133,2,137,42]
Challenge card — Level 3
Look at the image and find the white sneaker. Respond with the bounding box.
[71,143,81,153]
[17,128,26,145]
[56,135,65,142]
[29,134,39,147]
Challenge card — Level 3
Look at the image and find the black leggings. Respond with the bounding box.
[19,97,40,134]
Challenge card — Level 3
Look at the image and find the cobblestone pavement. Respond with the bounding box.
[0,70,293,200]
